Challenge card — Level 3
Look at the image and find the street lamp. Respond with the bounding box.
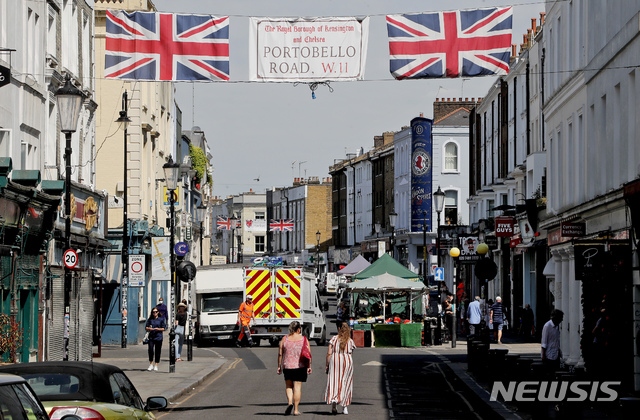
[315,230,321,278]
[433,186,446,346]
[55,74,84,361]
[388,212,397,259]
[229,214,237,263]
[449,246,461,348]
[116,92,131,349]
[163,155,180,373]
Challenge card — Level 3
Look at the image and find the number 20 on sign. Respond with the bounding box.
[63,249,78,269]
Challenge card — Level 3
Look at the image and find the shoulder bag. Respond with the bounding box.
[300,336,312,368]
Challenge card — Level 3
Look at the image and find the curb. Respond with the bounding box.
[163,360,229,402]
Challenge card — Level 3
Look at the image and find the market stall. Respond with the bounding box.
[347,272,426,347]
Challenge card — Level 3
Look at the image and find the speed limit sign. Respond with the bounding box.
[63,249,78,269]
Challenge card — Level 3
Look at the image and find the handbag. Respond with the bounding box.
[142,331,150,345]
[300,337,312,368]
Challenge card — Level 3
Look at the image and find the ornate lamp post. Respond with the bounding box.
[163,156,180,373]
[449,246,461,348]
[229,215,237,263]
[433,186,446,345]
[116,92,131,349]
[55,75,84,361]
[388,212,397,259]
[197,204,207,267]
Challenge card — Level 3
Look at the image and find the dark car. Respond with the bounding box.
[0,361,167,420]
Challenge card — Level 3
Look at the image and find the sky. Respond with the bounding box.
[151,0,545,198]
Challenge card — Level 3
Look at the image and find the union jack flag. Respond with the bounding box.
[387,7,512,79]
[216,217,240,230]
[269,219,294,232]
[105,10,229,81]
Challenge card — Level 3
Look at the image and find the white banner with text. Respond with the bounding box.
[249,17,369,82]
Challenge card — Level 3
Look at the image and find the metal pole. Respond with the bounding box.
[187,280,193,361]
[452,256,458,349]
[121,91,128,349]
[422,211,427,278]
[169,191,176,373]
[199,221,203,266]
[63,132,72,361]
[435,212,442,346]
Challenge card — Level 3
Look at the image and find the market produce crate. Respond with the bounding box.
[400,323,422,347]
[353,323,372,331]
[373,324,401,347]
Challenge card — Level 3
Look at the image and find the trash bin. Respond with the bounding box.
[423,319,432,345]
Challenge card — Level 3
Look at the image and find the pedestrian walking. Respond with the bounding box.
[145,307,166,371]
[156,297,168,321]
[467,296,482,335]
[336,301,346,331]
[541,309,564,373]
[521,304,535,340]
[236,294,256,347]
[325,323,355,415]
[276,321,312,416]
[489,296,504,344]
[174,302,187,361]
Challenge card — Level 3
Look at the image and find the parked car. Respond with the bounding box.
[0,373,82,420]
[0,361,167,420]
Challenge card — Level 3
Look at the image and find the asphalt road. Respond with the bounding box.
[152,294,488,420]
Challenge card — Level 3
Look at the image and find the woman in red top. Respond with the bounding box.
[277,321,312,416]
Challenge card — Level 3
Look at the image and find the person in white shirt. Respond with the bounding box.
[467,296,482,335]
[541,309,564,373]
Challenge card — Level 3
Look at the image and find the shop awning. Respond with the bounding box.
[543,258,555,276]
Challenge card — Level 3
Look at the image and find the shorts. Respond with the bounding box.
[283,367,308,382]
[493,322,503,331]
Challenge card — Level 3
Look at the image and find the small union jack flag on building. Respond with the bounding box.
[387,7,512,79]
[269,219,294,232]
[216,217,240,230]
[105,10,229,81]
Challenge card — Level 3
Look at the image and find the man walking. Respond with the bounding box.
[541,309,564,373]
[237,294,256,347]
[489,296,504,344]
[467,296,482,335]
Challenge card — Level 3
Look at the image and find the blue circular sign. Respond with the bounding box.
[175,242,189,256]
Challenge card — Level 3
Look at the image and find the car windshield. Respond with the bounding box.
[202,292,243,312]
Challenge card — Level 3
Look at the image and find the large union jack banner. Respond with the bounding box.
[386,7,512,79]
[269,219,294,232]
[105,10,230,81]
[216,217,240,230]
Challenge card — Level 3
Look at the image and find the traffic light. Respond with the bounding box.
[176,261,197,283]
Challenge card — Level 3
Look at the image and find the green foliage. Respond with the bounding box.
[188,144,207,185]
[0,314,23,362]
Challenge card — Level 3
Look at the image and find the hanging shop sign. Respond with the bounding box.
[249,17,370,82]
[458,236,481,263]
[245,219,267,232]
[495,216,514,237]
[151,236,171,281]
[510,235,522,248]
[0,64,10,88]
[410,116,433,232]
[561,221,586,237]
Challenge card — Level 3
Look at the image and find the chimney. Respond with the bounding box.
[374,135,383,148]
[531,18,537,35]
[512,44,517,58]
[383,132,394,145]
[420,112,424,117]
[527,29,532,47]
[540,12,545,26]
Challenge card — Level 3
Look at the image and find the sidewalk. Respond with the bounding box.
[95,339,227,403]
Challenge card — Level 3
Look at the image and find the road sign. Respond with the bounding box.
[434,267,444,282]
[175,242,189,256]
[129,255,145,287]
[63,249,78,269]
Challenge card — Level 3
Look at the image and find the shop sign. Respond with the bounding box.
[485,236,499,250]
[561,222,586,237]
[517,216,535,240]
[510,235,522,248]
[548,228,571,246]
[495,216,515,237]
[458,236,481,263]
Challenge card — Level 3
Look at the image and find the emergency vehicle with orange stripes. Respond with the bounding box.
[244,266,329,346]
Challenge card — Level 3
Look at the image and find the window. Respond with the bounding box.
[255,235,265,253]
[0,129,10,156]
[444,142,458,171]
[255,211,265,220]
[444,190,458,225]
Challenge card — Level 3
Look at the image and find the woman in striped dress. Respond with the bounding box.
[324,323,355,415]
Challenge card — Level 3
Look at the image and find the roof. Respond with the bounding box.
[347,273,426,293]
[0,361,124,402]
[353,253,420,281]
[337,255,371,276]
[434,107,470,126]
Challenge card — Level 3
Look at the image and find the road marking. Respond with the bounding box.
[363,361,385,366]
[200,348,225,358]
[155,358,242,418]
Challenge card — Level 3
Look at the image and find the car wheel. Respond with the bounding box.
[315,327,327,346]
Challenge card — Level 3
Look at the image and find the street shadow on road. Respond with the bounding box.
[159,405,239,412]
